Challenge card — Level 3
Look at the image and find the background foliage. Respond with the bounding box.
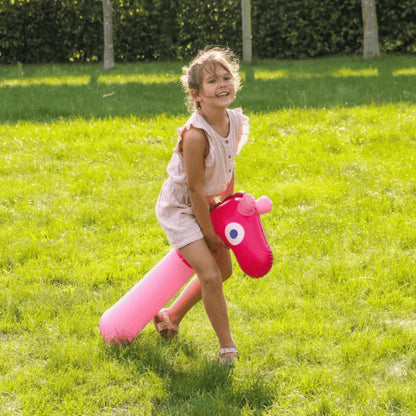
[0,0,415,63]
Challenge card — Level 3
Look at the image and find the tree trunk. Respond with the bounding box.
[103,0,115,70]
[241,0,252,64]
[361,0,380,58]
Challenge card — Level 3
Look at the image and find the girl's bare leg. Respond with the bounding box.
[161,239,236,357]
[154,244,231,337]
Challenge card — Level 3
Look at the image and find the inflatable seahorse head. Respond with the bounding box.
[210,192,273,278]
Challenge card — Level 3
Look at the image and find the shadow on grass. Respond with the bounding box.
[0,56,415,122]
[103,334,274,415]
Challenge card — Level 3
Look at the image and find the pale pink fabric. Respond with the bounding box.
[156,108,249,249]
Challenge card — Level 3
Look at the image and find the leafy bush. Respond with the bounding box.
[0,0,415,64]
[378,0,416,53]
[251,0,363,58]
[0,0,103,63]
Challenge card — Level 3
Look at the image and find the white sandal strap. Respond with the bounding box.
[219,347,238,357]
[156,310,179,332]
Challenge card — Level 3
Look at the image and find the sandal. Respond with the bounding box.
[153,309,179,340]
[219,347,238,366]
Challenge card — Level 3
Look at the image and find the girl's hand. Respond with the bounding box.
[205,233,229,254]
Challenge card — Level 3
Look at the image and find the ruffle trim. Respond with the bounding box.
[174,112,217,167]
[234,107,249,155]
[174,112,208,153]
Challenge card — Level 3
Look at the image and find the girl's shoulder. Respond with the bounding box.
[180,112,208,134]
[174,112,207,154]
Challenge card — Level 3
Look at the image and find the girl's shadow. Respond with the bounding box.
[103,332,233,391]
[102,332,274,413]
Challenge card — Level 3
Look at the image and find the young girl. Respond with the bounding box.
[154,47,249,365]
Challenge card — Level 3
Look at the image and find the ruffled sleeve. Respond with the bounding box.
[174,112,217,168]
[173,112,206,153]
[234,108,249,155]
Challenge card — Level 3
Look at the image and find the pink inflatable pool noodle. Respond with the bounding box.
[100,249,194,344]
[99,192,273,344]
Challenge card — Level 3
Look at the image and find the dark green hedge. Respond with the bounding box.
[251,0,363,58]
[0,0,104,63]
[0,0,415,64]
[378,0,416,53]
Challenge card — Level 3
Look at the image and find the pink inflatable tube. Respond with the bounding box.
[100,192,272,344]
[99,249,193,344]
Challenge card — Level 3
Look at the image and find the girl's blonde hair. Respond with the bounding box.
[180,46,241,112]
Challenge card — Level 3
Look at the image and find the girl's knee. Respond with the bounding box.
[198,268,223,289]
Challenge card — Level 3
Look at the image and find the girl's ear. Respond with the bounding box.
[190,88,201,107]
[190,88,198,98]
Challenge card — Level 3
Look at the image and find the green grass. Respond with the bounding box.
[1,55,416,415]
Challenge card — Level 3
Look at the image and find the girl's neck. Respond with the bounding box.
[198,106,230,137]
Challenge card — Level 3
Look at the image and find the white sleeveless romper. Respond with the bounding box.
[156,108,249,249]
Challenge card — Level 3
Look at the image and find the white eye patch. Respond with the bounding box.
[224,223,245,246]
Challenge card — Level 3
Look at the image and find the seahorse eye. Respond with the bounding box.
[225,223,245,245]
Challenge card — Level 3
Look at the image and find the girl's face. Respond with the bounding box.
[193,63,236,110]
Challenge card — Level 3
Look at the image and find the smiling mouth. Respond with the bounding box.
[216,91,229,97]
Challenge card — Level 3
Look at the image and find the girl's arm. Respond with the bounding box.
[182,127,228,252]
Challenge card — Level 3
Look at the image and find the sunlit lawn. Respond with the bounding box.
[1,55,416,415]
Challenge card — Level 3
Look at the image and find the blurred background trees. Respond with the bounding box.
[0,0,414,64]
